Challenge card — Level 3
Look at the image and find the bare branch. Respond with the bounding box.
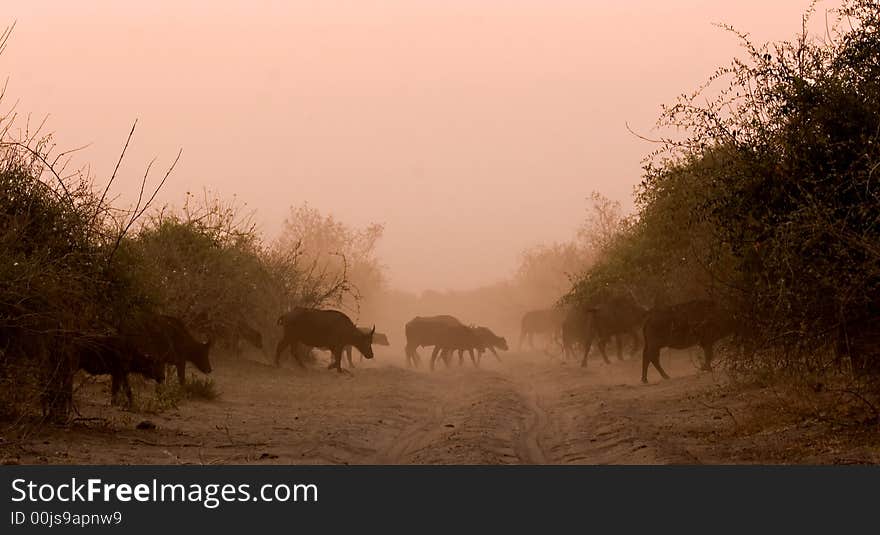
[94,119,137,224]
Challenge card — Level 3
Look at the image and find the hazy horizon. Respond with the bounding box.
[2,0,837,293]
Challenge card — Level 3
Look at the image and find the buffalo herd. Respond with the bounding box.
[73,311,214,407]
[552,295,737,383]
[73,293,737,408]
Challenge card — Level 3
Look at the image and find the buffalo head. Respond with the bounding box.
[355,326,376,360]
[193,339,213,374]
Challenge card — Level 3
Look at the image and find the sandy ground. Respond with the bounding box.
[2,348,879,465]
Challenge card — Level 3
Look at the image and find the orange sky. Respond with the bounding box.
[2,1,840,292]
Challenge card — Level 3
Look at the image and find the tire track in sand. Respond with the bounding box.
[513,384,550,464]
[371,405,446,464]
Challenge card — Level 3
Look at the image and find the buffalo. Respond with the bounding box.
[344,328,390,368]
[641,299,736,383]
[75,334,165,406]
[404,315,465,368]
[430,324,485,371]
[519,308,566,351]
[579,295,647,367]
[120,313,213,386]
[276,307,374,373]
[472,326,508,364]
[561,306,593,362]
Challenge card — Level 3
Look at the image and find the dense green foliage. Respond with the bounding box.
[567,0,880,376]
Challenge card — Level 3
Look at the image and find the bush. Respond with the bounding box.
[567,1,880,384]
[0,139,129,420]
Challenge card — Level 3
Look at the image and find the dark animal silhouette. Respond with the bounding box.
[75,335,165,406]
[276,307,374,373]
[344,328,390,368]
[580,295,648,367]
[519,308,566,350]
[120,313,213,385]
[404,315,465,367]
[472,326,508,364]
[641,299,736,383]
[561,306,593,362]
[431,324,485,370]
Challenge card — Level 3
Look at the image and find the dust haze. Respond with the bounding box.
[3,0,879,466]
[6,1,821,292]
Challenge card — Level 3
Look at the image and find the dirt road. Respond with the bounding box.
[3,349,878,464]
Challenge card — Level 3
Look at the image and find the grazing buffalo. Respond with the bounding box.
[641,299,736,383]
[472,326,508,364]
[76,335,165,406]
[580,295,648,367]
[276,307,374,373]
[431,324,485,370]
[519,308,566,351]
[121,313,213,386]
[344,328,390,368]
[404,315,465,367]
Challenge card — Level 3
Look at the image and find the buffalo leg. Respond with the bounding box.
[642,344,670,383]
[641,345,655,383]
[458,349,464,366]
[430,346,443,371]
[469,349,478,368]
[331,349,347,373]
[332,348,344,373]
[615,335,624,361]
[110,372,132,406]
[439,348,453,368]
[122,375,133,406]
[176,362,186,386]
[275,336,291,367]
[700,343,714,371]
[651,350,670,380]
[580,333,595,367]
[409,345,421,367]
[292,344,307,368]
[597,338,612,365]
